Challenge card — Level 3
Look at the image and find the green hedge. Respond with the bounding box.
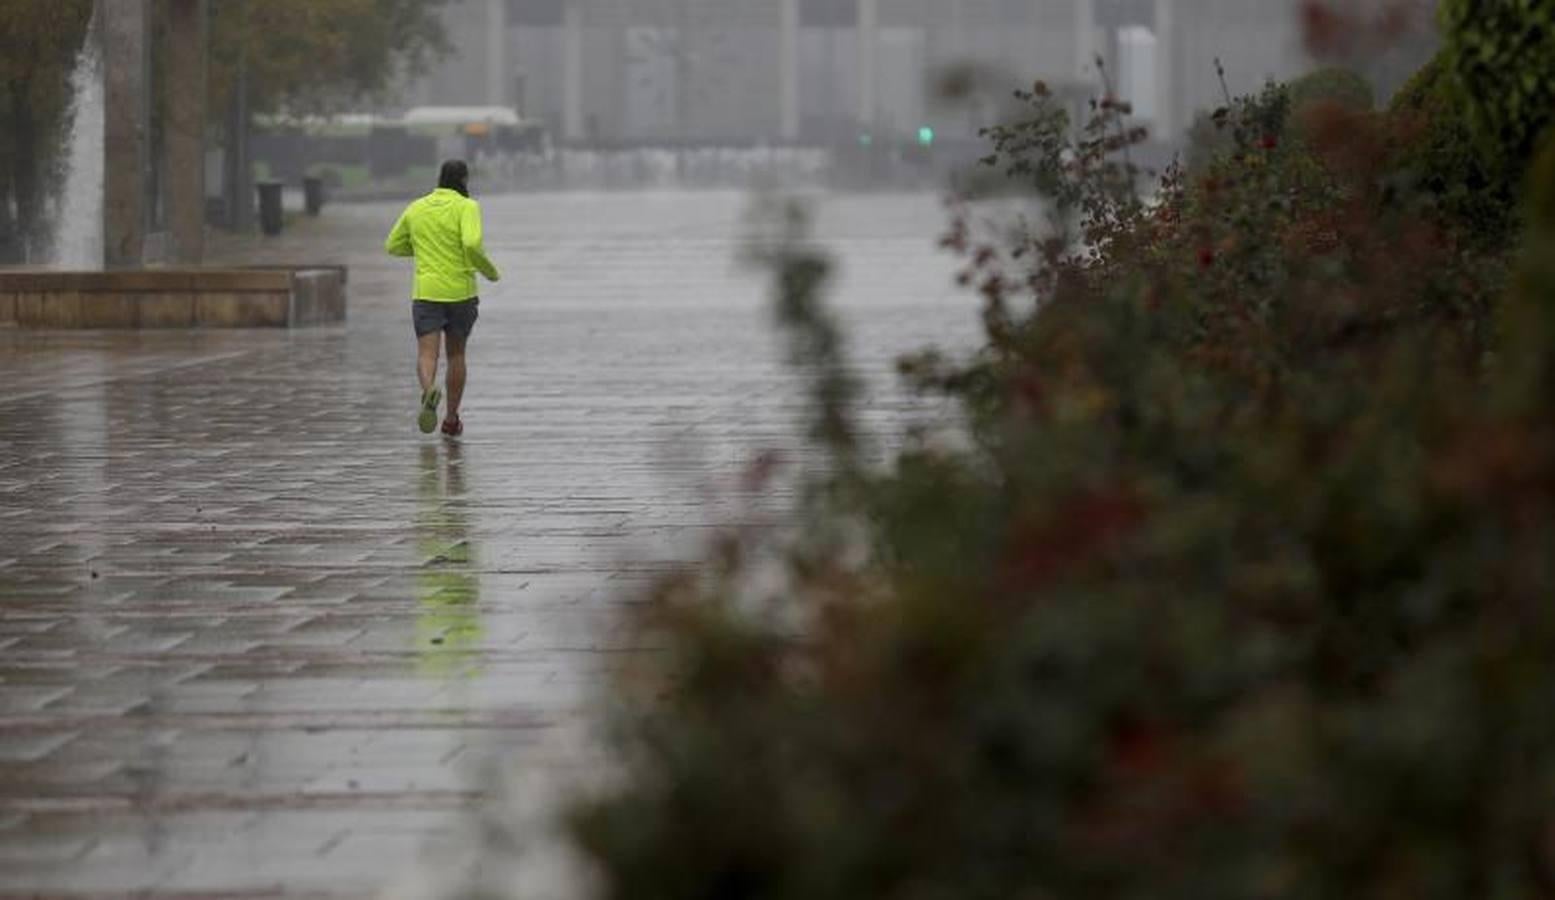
[1439,0,1555,169]
[1387,54,1518,247]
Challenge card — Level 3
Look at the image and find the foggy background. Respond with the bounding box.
[402,0,1433,148]
[241,0,1439,199]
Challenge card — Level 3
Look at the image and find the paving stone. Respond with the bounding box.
[0,191,975,895]
[0,759,124,793]
[0,685,76,713]
[0,830,97,866]
[38,683,157,717]
[0,734,79,768]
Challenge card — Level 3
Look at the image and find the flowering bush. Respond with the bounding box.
[565,33,1555,900]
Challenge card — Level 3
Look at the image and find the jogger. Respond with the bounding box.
[386,160,501,436]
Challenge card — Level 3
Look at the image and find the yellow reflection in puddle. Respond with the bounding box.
[415,442,483,677]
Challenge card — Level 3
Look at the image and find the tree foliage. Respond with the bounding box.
[208,0,452,119]
[1439,0,1555,170]
[0,0,94,262]
[0,0,448,258]
[1388,52,1522,250]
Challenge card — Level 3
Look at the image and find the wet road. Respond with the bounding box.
[0,191,976,896]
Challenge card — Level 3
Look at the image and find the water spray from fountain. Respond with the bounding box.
[51,2,104,269]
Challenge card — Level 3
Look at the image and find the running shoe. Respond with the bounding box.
[418,388,442,434]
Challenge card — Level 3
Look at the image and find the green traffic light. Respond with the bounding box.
[917,126,935,147]
[859,133,874,147]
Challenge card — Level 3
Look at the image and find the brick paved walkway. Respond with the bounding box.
[0,191,974,897]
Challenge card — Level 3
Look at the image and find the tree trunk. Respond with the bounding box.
[10,83,41,262]
[0,81,11,262]
[0,175,18,265]
[222,0,253,232]
[0,87,16,264]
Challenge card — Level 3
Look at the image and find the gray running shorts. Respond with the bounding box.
[412,298,479,339]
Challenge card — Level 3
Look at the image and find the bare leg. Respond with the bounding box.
[417,332,442,395]
[445,333,468,419]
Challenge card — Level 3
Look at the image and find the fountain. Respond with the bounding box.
[0,0,347,330]
[51,5,104,270]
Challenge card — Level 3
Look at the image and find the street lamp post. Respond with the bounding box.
[165,0,208,263]
[563,0,584,142]
[858,0,878,135]
[102,0,150,268]
[780,0,799,141]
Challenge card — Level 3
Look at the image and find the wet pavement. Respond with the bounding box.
[0,191,976,896]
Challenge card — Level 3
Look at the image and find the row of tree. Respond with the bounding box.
[0,0,450,263]
[0,0,94,263]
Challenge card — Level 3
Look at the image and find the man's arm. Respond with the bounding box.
[385,208,413,257]
[461,200,501,282]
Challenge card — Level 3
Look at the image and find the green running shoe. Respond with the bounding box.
[417,388,442,434]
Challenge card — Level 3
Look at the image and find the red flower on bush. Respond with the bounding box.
[1003,488,1147,590]
[1110,718,1173,777]
[1011,367,1048,418]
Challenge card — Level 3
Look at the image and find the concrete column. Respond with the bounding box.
[857,0,878,133]
[948,0,967,63]
[562,0,584,141]
[103,0,150,269]
[779,0,800,141]
[1073,0,1096,83]
[487,0,509,108]
[1154,0,1178,139]
[164,0,207,264]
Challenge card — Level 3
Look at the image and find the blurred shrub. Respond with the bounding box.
[1439,0,1555,169]
[1185,65,1371,178]
[565,48,1555,900]
[1287,66,1375,114]
[1386,53,1519,249]
[1529,137,1555,232]
[1184,79,1290,174]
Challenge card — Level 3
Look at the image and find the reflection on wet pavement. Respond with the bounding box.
[417,444,483,680]
[0,191,975,896]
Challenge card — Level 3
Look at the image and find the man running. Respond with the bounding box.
[385,160,501,437]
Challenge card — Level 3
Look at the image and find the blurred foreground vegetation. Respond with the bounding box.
[566,5,1555,898]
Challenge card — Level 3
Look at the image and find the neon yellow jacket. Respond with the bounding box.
[385,188,501,301]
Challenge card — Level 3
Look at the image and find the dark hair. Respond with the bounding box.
[438,160,469,197]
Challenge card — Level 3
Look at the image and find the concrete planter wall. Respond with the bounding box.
[0,268,347,329]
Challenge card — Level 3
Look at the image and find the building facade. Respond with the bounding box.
[399,0,1354,146]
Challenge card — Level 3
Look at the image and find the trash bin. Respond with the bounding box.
[302,176,326,217]
[256,181,284,236]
